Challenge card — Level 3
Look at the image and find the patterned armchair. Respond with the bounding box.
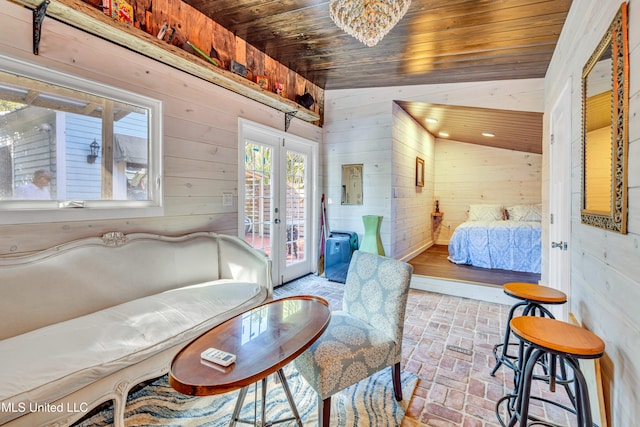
[294,251,413,426]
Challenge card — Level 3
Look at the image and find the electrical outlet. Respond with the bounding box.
[222,192,233,207]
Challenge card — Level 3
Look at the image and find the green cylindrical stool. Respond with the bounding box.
[360,215,385,256]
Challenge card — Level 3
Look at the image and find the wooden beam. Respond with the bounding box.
[12,0,320,123]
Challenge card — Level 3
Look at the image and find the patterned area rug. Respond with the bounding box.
[76,366,417,426]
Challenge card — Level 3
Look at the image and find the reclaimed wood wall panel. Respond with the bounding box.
[128,0,323,120]
[234,37,247,66]
[246,43,265,82]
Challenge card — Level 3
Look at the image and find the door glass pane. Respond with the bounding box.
[285,150,306,266]
[244,142,272,257]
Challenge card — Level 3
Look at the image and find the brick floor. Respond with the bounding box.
[276,274,577,427]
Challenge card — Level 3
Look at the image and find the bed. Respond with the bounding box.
[447,204,542,274]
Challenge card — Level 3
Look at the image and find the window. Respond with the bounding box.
[0,54,162,224]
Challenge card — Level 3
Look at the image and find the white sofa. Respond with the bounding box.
[0,231,272,427]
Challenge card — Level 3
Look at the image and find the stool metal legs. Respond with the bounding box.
[502,347,594,427]
[492,301,528,376]
[564,357,593,427]
[492,300,557,388]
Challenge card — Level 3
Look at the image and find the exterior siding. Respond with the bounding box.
[65,113,102,199]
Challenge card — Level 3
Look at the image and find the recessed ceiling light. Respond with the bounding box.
[426,118,438,124]
[482,132,495,137]
[438,132,449,137]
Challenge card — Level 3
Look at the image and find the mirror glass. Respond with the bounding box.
[581,3,628,233]
[341,164,363,205]
[584,41,613,212]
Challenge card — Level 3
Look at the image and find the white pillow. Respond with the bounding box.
[468,204,504,221]
[507,204,542,222]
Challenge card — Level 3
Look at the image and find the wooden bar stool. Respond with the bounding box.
[491,282,567,380]
[497,316,605,427]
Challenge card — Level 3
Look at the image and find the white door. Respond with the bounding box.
[239,120,316,286]
[549,79,572,321]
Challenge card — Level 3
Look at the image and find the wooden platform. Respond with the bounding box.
[408,245,541,287]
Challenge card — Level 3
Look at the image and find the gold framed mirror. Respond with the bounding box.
[581,2,629,233]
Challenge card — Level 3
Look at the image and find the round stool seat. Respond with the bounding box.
[510,316,604,357]
[503,282,567,304]
[491,283,567,380]
[498,317,605,427]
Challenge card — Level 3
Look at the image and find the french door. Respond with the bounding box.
[239,119,316,286]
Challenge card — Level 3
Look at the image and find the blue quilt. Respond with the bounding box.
[447,220,541,273]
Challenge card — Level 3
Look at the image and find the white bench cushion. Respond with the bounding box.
[0,279,264,422]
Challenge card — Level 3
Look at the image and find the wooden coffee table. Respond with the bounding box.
[169,295,331,426]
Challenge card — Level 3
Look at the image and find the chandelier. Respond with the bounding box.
[329,0,411,47]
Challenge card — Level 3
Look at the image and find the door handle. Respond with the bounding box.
[274,218,281,224]
[551,241,567,250]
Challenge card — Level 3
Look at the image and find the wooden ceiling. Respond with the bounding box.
[396,102,543,153]
[183,0,572,90]
[181,0,572,153]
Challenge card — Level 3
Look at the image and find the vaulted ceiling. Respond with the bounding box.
[395,102,543,154]
[182,0,572,152]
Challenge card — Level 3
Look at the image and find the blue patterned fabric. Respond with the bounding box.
[447,220,541,273]
[295,251,413,400]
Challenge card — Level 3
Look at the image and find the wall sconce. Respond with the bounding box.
[87,139,100,164]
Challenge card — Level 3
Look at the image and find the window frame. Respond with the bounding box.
[0,54,163,224]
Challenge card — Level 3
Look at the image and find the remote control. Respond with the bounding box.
[200,347,236,367]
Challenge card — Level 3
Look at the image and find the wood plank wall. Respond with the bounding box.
[543,0,640,424]
[0,1,321,256]
[391,103,435,259]
[321,107,393,251]
[434,139,542,245]
[124,0,324,122]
